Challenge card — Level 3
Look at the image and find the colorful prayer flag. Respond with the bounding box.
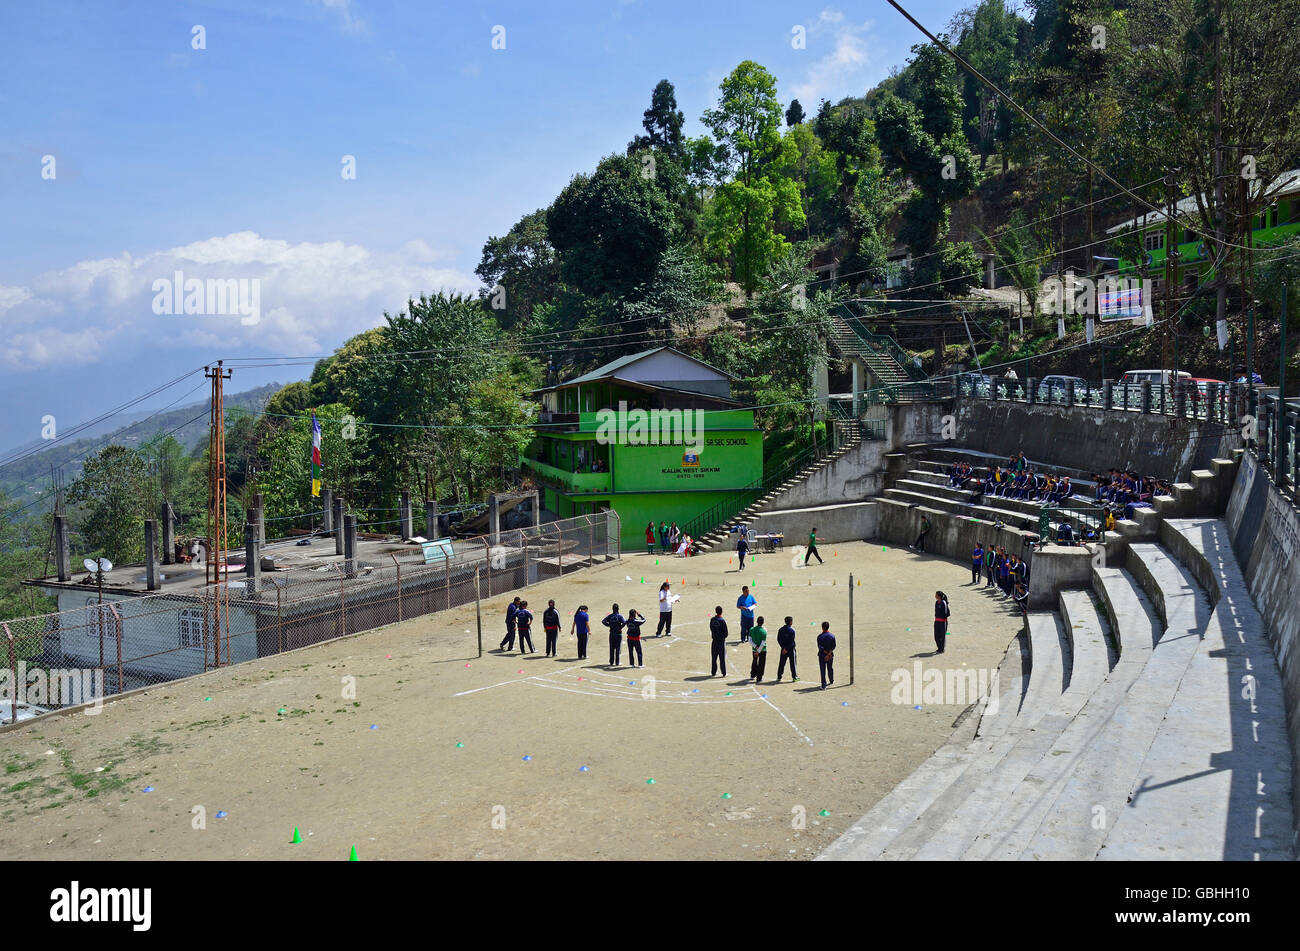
[311,412,322,497]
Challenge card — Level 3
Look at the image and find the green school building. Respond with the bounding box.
[523,347,764,551]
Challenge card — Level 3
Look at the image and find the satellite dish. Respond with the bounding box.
[100,558,113,572]
[84,559,98,573]
[83,557,113,573]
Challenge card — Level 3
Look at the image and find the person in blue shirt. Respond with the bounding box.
[499,596,520,652]
[709,606,729,676]
[971,543,985,584]
[570,604,591,660]
[602,604,626,668]
[737,530,750,570]
[736,585,756,644]
[1056,521,1075,544]
[816,622,836,689]
[625,609,645,667]
[515,601,535,654]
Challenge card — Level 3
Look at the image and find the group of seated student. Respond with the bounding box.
[946,460,975,487]
[1091,469,1174,521]
[979,466,1075,505]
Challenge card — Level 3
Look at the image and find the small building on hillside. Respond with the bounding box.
[525,346,764,549]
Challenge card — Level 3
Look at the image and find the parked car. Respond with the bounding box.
[1115,369,1192,409]
[1037,375,1091,404]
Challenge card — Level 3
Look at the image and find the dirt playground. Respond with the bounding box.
[1,541,1026,860]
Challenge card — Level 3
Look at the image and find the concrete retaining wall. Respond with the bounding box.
[752,502,878,546]
[954,399,1238,482]
[1224,450,1300,839]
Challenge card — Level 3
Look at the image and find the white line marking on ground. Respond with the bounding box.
[753,685,815,746]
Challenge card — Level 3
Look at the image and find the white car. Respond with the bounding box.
[1037,375,1090,404]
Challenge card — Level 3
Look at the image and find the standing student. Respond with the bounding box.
[515,600,535,654]
[736,585,756,644]
[985,544,997,587]
[570,604,590,660]
[542,599,561,657]
[933,591,950,654]
[500,596,521,651]
[737,530,750,570]
[602,603,625,668]
[659,520,669,554]
[816,622,836,689]
[998,550,1012,596]
[709,606,729,676]
[669,522,681,551]
[645,522,656,555]
[912,515,931,552]
[749,615,769,684]
[971,542,985,584]
[805,527,824,565]
[775,616,798,683]
[625,609,645,667]
[656,581,675,636]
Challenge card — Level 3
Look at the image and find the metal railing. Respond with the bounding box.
[1,511,619,725]
[956,373,1247,425]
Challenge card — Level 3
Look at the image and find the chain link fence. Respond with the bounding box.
[1,511,619,724]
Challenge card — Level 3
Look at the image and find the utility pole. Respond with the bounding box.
[204,361,233,670]
[1163,169,1178,374]
[1212,0,1228,352]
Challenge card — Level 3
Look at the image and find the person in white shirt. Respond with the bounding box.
[656,581,677,636]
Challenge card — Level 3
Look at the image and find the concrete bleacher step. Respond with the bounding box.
[897,474,1105,526]
[960,565,1161,860]
[817,636,1028,861]
[1014,542,1209,860]
[1098,519,1293,860]
[887,613,1070,861]
[924,446,1098,485]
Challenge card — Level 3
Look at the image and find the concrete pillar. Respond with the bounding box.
[1206,382,1219,423]
[1066,379,1076,407]
[531,490,540,528]
[1025,377,1037,405]
[1140,380,1153,414]
[1174,380,1187,418]
[425,499,439,540]
[244,520,260,593]
[334,497,345,555]
[54,515,70,582]
[321,487,333,534]
[851,359,862,416]
[489,494,500,544]
[254,492,265,544]
[344,514,358,579]
[400,490,412,540]
[161,502,175,565]
[1102,380,1114,412]
[145,519,160,591]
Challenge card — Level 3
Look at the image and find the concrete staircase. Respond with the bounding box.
[818,516,1294,861]
[692,428,862,553]
[828,315,912,388]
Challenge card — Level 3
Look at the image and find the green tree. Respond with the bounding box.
[785,99,805,126]
[703,61,806,292]
[475,209,560,330]
[66,445,150,565]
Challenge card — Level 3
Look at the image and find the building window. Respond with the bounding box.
[1144,232,1165,251]
[179,608,205,649]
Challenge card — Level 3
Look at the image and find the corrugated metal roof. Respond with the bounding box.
[557,346,735,387]
[1106,168,1300,235]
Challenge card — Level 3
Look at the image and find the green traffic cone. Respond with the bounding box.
[640,577,645,583]
[778,579,783,586]
[349,845,358,861]
[291,827,302,844]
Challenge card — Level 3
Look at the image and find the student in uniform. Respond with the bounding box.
[749,616,769,684]
[737,530,750,570]
[912,515,931,552]
[933,591,950,654]
[1012,582,1029,616]
[625,609,645,667]
[570,604,590,660]
[998,552,1012,596]
[971,542,985,584]
[515,600,535,654]
[500,596,521,651]
[656,581,675,636]
[775,616,798,683]
[985,544,997,586]
[543,599,561,657]
[709,606,729,676]
[816,622,836,689]
[805,527,825,565]
[645,522,656,555]
[669,522,680,550]
[736,585,756,643]
[659,520,669,554]
[602,603,626,668]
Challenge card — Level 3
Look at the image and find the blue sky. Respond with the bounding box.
[0,0,970,458]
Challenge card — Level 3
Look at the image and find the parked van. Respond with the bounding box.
[1116,369,1192,410]
[1118,369,1191,387]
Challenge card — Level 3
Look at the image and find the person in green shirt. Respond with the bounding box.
[749,616,769,683]
[804,527,824,565]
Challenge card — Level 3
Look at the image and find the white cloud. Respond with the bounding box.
[312,0,366,34]
[789,10,882,107]
[0,232,478,369]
